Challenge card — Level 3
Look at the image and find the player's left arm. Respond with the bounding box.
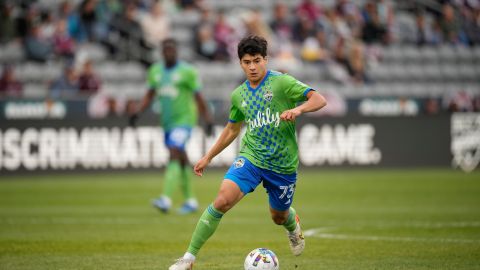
[280,90,327,121]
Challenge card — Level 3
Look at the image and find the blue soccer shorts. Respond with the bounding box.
[224,156,297,211]
[164,127,192,151]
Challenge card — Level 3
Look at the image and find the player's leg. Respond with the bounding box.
[153,127,191,213]
[177,149,199,214]
[169,180,243,270]
[169,157,261,269]
[263,170,305,256]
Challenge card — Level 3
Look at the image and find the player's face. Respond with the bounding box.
[162,45,177,65]
[240,54,268,85]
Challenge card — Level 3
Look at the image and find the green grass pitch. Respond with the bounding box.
[1,169,479,270]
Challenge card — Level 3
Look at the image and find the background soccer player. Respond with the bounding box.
[169,35,327,269]
[130,38,213,214]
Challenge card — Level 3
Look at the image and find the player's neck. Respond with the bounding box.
[248,70,268,89]
[165,60,178,69]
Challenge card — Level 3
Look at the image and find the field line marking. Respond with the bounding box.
[304,228,480,244]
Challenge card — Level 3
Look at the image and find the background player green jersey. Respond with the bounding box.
[147,61,201,131]
[229,70,313,174]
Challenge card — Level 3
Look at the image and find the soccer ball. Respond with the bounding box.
[244,248,279,270]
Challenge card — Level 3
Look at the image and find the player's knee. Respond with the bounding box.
[213,196,233,213]
[271,214,287,225]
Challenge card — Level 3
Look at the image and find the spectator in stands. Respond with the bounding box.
[292,11,319,43]
[78,60,101,94]
[141,1,171,48]
[474,94,480,112]
[361,1,388,44]
[327,7,353,40]
[0,65,23,98]
[49,64,79,99]
[53,19,76,59]
[241,9,273,45]
[93,0,121,42]
[110,2,146,61]
[296,0,323,22]
[347,40,367,83]
[24,24,53,62]
[39,9,56,41]
[16,5,39,41]
[213,9,235,61]
[415,11,429,46]
[59,1,86,43]
[176,0,201,11]
[195,24,219,60]
[461,5,480,45]
[270,2,293,40]
[300,35,329,63]
[194,8,218,60]
[444,90,474,112]
[423,97,440,115]
[375,0,394,43]
[80,0,98,41]
[438,3,463,44]
[0,3,17,44]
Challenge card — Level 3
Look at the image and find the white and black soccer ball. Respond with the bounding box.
[244,248,279,270]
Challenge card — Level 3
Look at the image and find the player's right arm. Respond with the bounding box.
[129,89,155,126]
[193,121,242,176]
[129,65,159,126]
[135,89,155,115]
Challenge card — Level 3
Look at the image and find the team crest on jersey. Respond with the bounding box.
[263,90,273,102]
[241,100,247,108]
[234,158,245,168]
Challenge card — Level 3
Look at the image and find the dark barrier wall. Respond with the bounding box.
[296,115,451,167]
[1,113,478,173]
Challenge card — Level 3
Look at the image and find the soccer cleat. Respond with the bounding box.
[287,215,305,256]
[168,258,194,270]
[177,199,198,215]
[152,196,171,213]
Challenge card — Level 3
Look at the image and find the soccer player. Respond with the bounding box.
[130,38,213,214]
[168,35,327,269]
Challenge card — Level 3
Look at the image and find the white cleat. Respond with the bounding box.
[168,258,194,270]
[287,215,305,256]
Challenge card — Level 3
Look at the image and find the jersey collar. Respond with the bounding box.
[246,70,270,92]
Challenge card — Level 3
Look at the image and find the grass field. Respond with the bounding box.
[1,169,479,270]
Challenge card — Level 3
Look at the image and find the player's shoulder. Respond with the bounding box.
[269,70,298,84]
[178,61,198,72]
[269,69,285,77]
[230,81,247,99]
[148,62,163,72]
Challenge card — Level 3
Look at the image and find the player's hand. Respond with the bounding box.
[280,108,302,121]
[128,113,138,127]
[205,122,214,137]
[193,156,211,177]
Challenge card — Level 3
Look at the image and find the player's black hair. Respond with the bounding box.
[162,38,177,48]
[237,35,268,59]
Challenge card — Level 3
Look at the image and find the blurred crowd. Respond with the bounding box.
[1,0,480,114]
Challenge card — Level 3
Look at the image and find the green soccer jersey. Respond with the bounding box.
[147,61,201,131]
[229,70,313,174]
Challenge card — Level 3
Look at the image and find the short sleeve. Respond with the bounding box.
[147,65,160,90]
[228,94,245,122]
[283,74,314,103]
[189,67,202,92]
